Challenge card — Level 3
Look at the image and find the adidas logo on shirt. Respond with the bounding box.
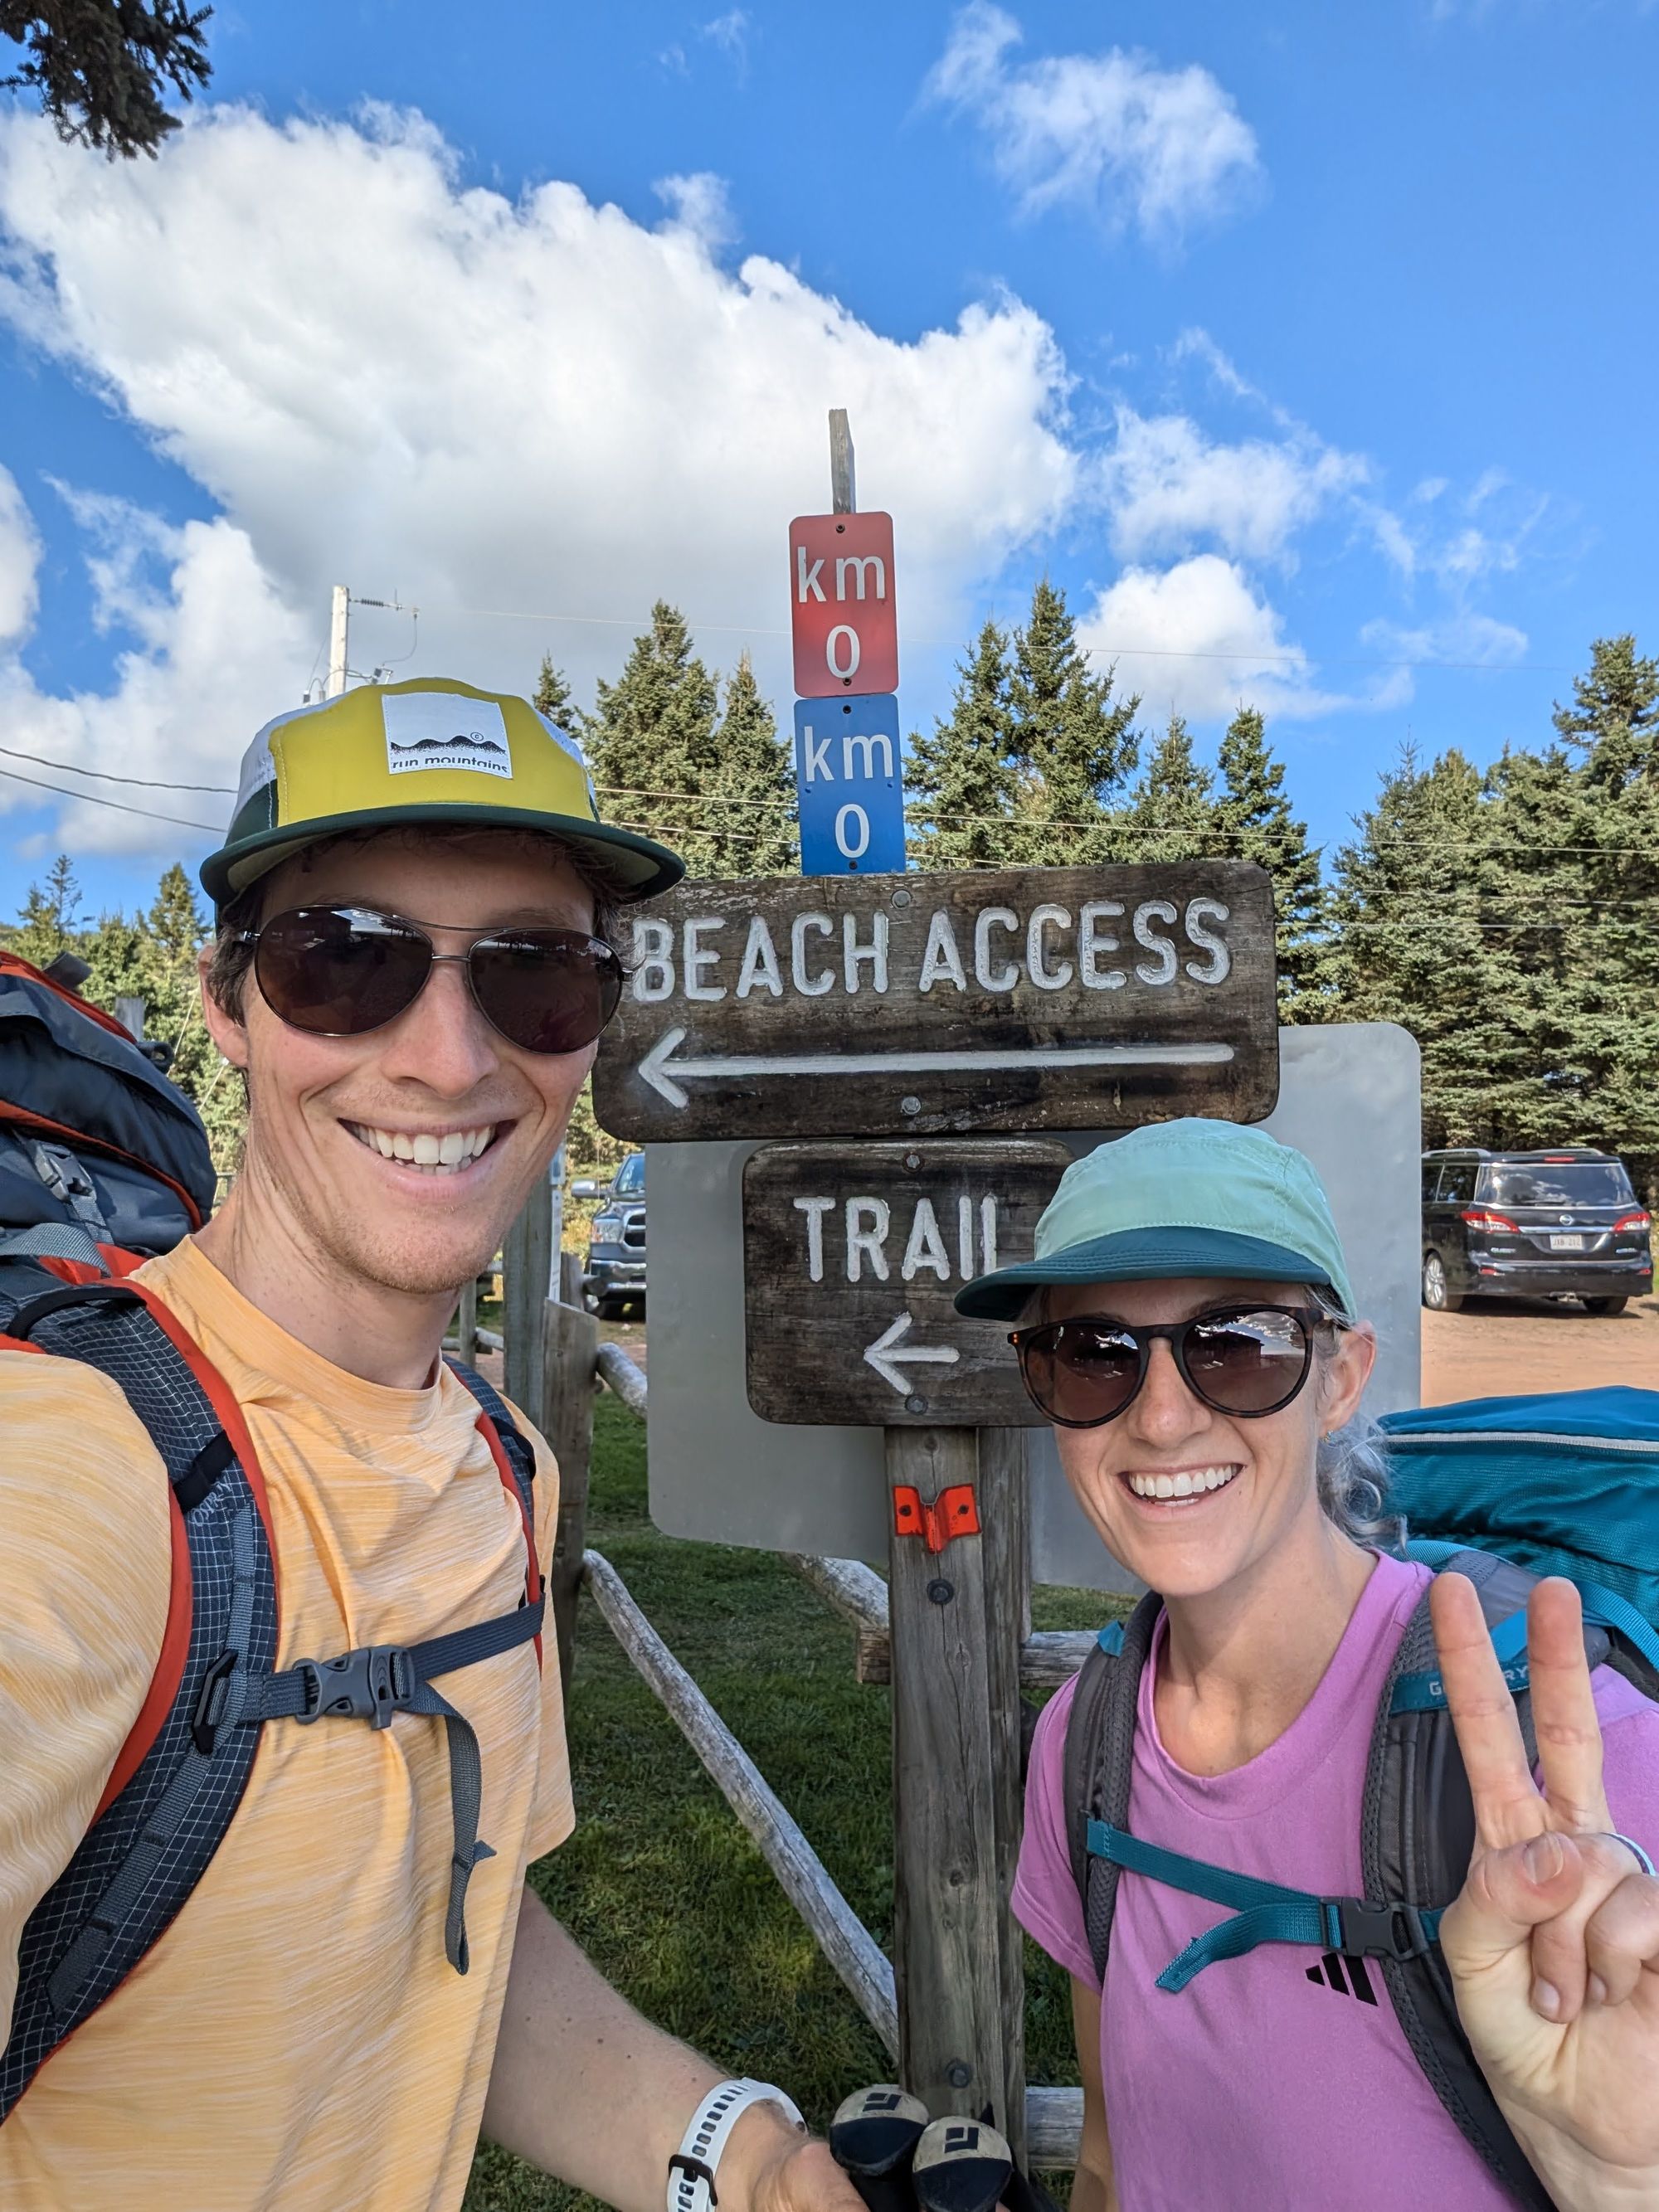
[1305,1951,1379,2005]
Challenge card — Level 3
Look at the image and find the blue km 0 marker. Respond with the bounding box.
[794,693,907,875]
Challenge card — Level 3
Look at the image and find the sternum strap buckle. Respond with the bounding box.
[294,1643,414,1728]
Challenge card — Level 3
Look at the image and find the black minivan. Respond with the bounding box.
[1421,1146,1652,1315]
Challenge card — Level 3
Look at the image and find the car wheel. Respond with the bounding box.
[1583,1296,1628,1316]
[596,1296,625,1320]
[1422,1252,1462,1313]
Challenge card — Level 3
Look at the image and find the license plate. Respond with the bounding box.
[1550,1234,1585,1251]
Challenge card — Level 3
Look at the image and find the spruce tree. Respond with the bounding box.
[2,1,214,159]
[907,620,1020,868]
[695,651,797,877]
[1121,712,1217,863]
[1007,580,1139,862]
[1328,746,1501,1145]
[12,853,83,969]
[582,601,720,851]
[532,653,579,732]
[1213,707,1331,1018]
[1547,639,1659,1190]
[1551,633,1659,793]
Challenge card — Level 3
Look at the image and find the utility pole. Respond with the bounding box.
[327,584,349,698]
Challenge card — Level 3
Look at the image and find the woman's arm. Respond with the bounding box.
[1068,1977,1119,2212]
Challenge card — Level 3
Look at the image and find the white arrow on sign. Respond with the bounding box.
[637,1025,1233,1109]
[863,1313,963,1396]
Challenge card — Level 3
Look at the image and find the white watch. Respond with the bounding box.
[667,2077,805,2212]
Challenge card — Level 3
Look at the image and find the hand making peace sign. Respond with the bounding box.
[1430,1573,1659,2210]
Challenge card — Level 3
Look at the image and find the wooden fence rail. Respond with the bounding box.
[595,1338,649,1418]
[582,1546,899,2059]
[781,1553,1096,1690]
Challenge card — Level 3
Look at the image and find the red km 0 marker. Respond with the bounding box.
[789,509,899,698]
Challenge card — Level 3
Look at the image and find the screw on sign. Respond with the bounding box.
[790,511,899,698]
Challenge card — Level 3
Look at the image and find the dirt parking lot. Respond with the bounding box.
[1421,1291,1659,1404]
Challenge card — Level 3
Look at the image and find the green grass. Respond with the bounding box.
[465,1397,1120,2211]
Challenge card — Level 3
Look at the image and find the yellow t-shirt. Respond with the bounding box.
[0,1237,574,2211]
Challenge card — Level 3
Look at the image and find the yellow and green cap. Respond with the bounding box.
[955,1118,1356,1321]
[199,677,684,908]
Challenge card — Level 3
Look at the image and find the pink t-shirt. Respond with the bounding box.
[1014,1553,1659,2212]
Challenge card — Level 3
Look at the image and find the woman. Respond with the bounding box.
[956,1117,1659,2212]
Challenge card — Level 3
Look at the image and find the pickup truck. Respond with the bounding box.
[574,1151,646,1318]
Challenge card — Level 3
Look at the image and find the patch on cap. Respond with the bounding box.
[383,691,513,780]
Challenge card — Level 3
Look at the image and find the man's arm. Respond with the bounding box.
[0,1355,170,2035]
[485,1886,861,2212]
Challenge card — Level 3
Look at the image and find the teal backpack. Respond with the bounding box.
[1063,1386,1659,2212]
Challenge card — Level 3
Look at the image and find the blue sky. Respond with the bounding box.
[2,0,1656,920]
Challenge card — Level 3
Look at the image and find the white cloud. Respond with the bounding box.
[1079,553,1405,722]
[0,104,1077,857]
[1100,406,1367,566]
[653,170,737,250]
[0,465,40,644]
[701,10,751,69]
[1360,611,1529,667]
[0,510,309,850]
[924,2,1261,245]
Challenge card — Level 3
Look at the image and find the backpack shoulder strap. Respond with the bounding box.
[0,1276,280,2123]
[1364,1548,1557,2212]
[1063,1590,1161,1983]
[444,1354,542,1621]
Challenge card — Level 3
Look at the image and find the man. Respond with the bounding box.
[0,678,863,2212]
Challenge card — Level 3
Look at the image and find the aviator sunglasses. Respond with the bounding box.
[244,905,625,1056]
[1008,1302,1345,1428]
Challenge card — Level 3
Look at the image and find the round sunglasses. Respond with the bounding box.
[1008,1303,1342,1428]
[244,905,625,1057]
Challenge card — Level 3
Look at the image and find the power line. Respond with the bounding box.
[0,763,221,834]
[0,742,234,795]
[420,597,1580,677]
[599,785,1653,856]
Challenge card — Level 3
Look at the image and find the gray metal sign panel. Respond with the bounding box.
[742,1139,1073,1428]
[594,863,1280,1144]
[644,1023,1423,1593]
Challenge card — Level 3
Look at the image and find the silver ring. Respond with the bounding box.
[1603,1831,1658,1878]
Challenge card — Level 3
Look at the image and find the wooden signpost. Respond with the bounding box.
[742,1138,1071,1427]
[594,860,1279,1144]
[739,1134,1074,2148]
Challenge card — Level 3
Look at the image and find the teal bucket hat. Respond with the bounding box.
[954,1118,1355,1322]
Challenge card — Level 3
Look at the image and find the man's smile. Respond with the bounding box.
[343,1119,506,1178]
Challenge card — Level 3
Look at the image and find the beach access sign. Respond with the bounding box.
[591,859,1280,1144]
[742,1139,1072,1427]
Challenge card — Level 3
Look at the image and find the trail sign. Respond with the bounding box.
[790,511,898,698]
[794,695,907,874]
[591,860,1279,1144]
[742,1139,1071,1427]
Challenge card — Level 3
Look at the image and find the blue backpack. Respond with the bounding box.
[0,1231,546,2122]
[1063,1387,1659,2212]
